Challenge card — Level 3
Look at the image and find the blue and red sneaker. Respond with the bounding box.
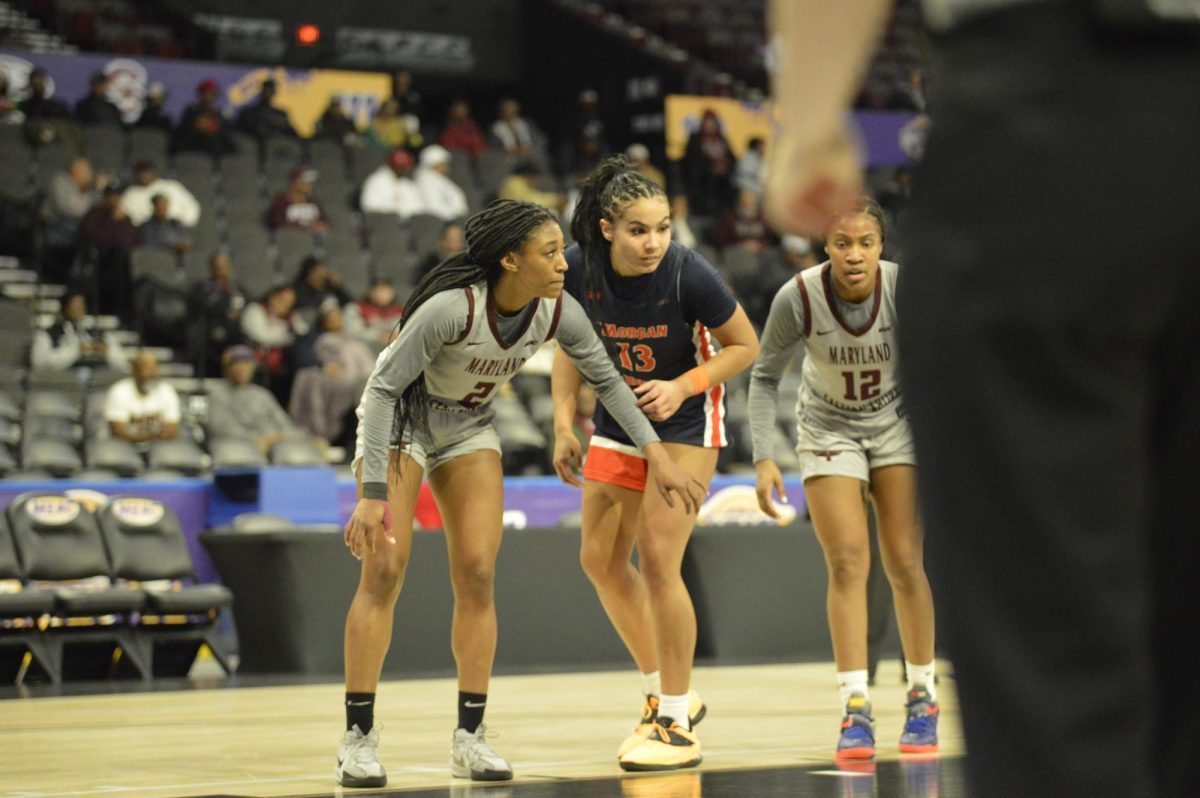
[835,694,876,760]
[899,686,940,753]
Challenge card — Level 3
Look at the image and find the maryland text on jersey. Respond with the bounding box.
[826,342,893,366]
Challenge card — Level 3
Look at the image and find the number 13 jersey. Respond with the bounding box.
[564,241,738,448]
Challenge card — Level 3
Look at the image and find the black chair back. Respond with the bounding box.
[6,492,110,581]
[95,498,195,582]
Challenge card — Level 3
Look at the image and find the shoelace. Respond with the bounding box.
[904,711,936,736]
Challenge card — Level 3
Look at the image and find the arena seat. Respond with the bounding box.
[209,438,267,468]
[146,438,209,476]
[6,492,149,680]
[95,497,234,677]
[85,438,144,477]
[21,438,83,477]
[269,437,325,467]
[0,512,58,684]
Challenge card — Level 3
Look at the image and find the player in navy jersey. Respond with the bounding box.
[552,155,759,771]
[749,199,937,760]
[336,199,706,788]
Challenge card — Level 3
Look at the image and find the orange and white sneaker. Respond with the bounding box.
[618,717,702,772]
[616,690,707,758]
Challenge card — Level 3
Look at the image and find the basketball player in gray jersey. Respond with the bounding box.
[335,200,706,788]
[748,200,938,760]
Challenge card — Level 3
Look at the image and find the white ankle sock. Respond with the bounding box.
[906,661,937,701]
[836,669,870,707]
[641,670,661,698]
[658,693,690,730]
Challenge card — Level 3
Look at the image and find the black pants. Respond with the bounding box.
[898,3,1200,796]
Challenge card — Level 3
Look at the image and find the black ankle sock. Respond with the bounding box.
[457,691,487,733]
[346,692,375,733]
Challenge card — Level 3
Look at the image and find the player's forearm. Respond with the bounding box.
[551,347,582,435]
[770,0,893,143]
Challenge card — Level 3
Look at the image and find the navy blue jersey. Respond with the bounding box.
[564,241,738,447]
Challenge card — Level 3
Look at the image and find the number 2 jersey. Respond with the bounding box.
[563,241,738,448]
[355,280,660,499]
[748,260,904,461]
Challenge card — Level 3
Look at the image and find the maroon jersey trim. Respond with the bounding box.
[544,294,563,342]
[446,287,476,345]
[821,263,881,338]
[795,273,812,338]
[486,287,540,350]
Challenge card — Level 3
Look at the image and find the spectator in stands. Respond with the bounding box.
[712,188,774,254]
[343,278,403,353]
[669,194,699,250]
[416,220,466,281]
[389,69,423,119]
[625,143,667,191]
[359,148,424,220]
[780,234,819,272]
[682,108,736,217]
[173,78,235,156]
[29,291,127,371]
[290,300,376,448]
[315,94,360,146]
[19,67,77,147]
[138,194,193,254]
[491,97,537,159]
[364,98,423,152]
[241,283,306,404]
[414,144,468,222]
[189,251,246,375]
[269,166,329,233]
[134,82,172,130]
[74,71,122,127]
[41,157,106,251]
[498,161,564,215]
[292,255,351,317]
[734,137,767,200]
[78,181,140,318]
[236,78,297,141]
[557,88,608,178]
[0,72,25,125]
[206,344,299,455]
[121,160,200,227]
[105,349,180,446]
[437,99,486,159]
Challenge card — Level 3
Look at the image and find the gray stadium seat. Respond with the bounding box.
[6,492,149,680]
[130,246,178,284]
[86,438,144,477]
[0,512,58,684]
[269,437,325,466]
[147,438,209,476]
[409,213,446,260]
[95,497,234,676]
[129,127,169,165]
[21,439,82,476]
[209,438,268,468]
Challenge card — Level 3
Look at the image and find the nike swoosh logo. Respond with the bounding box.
[879,326,893,332]
[465,341,484,346]
[524,340,540,347]
[346,701,373,706]
[463,701,487,708]
[816,329,835,336]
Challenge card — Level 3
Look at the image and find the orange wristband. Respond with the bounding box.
[684,366,711,396]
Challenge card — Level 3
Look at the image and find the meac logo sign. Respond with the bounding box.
[24,496,81,526]
[110,498,166,528]
[696,485,798,527]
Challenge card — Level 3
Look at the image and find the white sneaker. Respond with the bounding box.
[336,724,387,787]
[450,724,513,781]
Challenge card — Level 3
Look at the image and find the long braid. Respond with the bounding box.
[388,199,556,472]
[570,155,667,322]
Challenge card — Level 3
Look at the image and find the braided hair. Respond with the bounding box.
[569,154,667,321]
[388,199,558,470]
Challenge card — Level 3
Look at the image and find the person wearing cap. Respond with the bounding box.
[413,144,468,222]
[359,147,425,221]
[174,78,235,156]
[625,143,667,191]
[135,82,171,131]
[206,344,301,455]
[236,77,296,141]
[270,166,329,232]
[74,70,122,127]
[120,159,200,227]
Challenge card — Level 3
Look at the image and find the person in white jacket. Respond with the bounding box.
[414,144,468,222]
[359,148,425,221]
[119,160,200,227]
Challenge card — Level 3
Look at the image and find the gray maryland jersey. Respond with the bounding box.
[748,261,904,462]
[356,280,659,499]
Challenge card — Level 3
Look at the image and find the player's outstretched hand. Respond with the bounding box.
[754,459,788,519]
[553,430,584,488]
[344,497,395,560]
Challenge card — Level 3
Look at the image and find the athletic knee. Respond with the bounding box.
[452,557,496,603]
[580,544,622,586]
[362,555,408,601]
[882,550,925,593]
[826,549,870,589]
